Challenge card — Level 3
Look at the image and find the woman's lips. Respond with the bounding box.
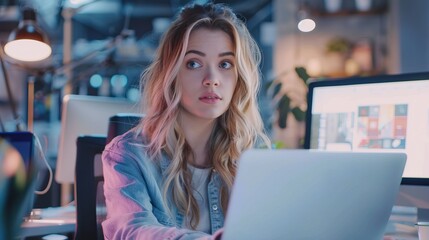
[199,93,222,103]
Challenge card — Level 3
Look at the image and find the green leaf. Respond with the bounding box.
[295,66,310,84]
[291,107,306,122]
[265,81,282,97]
[272,141,286,149]
[273,82,282,96]
[277,95,290,129]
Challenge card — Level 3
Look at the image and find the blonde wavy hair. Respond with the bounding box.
[138,2,270,229]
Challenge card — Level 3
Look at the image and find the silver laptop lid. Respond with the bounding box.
[223,149,406,240]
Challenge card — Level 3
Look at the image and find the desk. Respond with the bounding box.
[17,205,419,239]
[19,206,76,239]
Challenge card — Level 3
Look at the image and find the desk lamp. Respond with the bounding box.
[3,7,52,132]
[4,7,52,62]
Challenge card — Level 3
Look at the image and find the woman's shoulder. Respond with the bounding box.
[106,128,143,148]
[102,128,161,167]
[102,129,166,183]
[103,129,171,171]
[103,128,148,160]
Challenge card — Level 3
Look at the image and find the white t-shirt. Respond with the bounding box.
[183,164,212,233]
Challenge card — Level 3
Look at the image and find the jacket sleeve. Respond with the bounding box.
[101,142,218,240]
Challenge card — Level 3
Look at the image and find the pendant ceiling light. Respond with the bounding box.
[4,7,52,62]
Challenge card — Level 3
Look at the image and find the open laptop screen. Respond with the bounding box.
[304,72,429,184]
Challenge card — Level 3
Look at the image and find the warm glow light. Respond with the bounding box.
[4,39,52,62]
[306,58,322,76]
[298,18,316,32]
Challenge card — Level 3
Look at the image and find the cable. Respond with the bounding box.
[33,134,53,195]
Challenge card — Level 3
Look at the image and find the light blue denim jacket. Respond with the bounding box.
[102,130,224,240]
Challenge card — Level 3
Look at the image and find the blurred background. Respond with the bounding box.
[1,0,428,206]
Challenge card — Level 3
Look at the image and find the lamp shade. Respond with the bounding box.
[4,7,52,62]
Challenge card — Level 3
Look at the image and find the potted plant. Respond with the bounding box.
[265,67,311,148]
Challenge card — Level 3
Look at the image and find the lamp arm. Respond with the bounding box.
[0,46,22,131]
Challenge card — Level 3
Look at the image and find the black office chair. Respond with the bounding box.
[107,113,143,144]
[74,135,106,240]
[74,114,143,240]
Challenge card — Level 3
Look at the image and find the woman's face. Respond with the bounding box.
[177,28,238,121]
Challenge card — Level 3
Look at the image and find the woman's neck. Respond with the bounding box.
[180,112,216,168]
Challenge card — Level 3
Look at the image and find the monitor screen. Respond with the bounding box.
[0,132,34,170]
[56,94,139,184]
[305,72,429,183]
[304,72,429,221]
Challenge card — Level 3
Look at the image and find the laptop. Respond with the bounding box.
[222,149,406,240]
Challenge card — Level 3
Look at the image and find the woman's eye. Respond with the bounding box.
[220,61,233,69]
[186,60,202,69]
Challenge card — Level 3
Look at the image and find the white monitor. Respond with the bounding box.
[56,94,139,184]
[304,72,429,222]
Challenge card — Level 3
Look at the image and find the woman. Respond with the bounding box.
[102,2,270,239]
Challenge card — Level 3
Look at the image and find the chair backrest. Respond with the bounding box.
[74,113,143,240]
[74,135,106,240]
[107,113,143,144]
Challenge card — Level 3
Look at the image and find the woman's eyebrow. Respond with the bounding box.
[219,52,235,57]
[185,50,235,57]
[185,50,205,56]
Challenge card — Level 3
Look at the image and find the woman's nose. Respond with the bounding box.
[202,69,220,87]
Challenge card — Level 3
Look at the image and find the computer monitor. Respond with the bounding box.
[0,132,34,170]
[0,132,37,220]
[304,72,429,222]
[56,94,139,184]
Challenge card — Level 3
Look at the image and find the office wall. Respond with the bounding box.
[274,0,429,76]
[271,0,429,147]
